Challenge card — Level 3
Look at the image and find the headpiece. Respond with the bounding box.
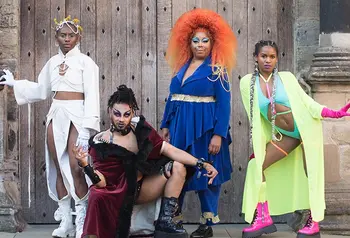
[54,15,83,34]
[166,8,237,77]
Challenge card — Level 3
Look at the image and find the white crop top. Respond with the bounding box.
[13,45,100,131]
[51,46,86,93]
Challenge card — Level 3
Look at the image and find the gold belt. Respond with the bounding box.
[171,94,215,103]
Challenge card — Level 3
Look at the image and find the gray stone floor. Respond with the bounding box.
[0,224,348,238]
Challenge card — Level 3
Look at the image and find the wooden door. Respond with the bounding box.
[19,0,294,223]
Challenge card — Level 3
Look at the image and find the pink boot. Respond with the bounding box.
[297,213,320,238]
[242,202,277,238]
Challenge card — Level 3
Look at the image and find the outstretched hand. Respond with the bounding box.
[203,163,218,185]
[339,102,350,116]
[321,102,350,119]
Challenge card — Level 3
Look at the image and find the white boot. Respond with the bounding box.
[74,193,88,238]
[52,195,75,237]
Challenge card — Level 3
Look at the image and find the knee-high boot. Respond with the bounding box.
[154,197,188,238]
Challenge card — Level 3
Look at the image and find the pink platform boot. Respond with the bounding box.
[242,201,277,238]
[297,212,320,238]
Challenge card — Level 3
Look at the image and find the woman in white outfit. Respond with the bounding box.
[0,16,100,238]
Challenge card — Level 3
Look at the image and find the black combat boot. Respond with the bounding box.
[154,197,188,238]
[287,210,310,232]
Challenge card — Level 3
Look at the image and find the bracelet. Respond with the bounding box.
[83,164,101,184]
[195,158,212,179]
[196,158,206,170]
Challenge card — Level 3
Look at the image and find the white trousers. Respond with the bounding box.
[45,99,91,202]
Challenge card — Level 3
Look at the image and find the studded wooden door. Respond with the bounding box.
[19,0,294,223]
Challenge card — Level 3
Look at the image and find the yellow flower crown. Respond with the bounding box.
[54,15,83,34]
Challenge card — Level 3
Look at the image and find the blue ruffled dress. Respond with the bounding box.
[161,56,232,191]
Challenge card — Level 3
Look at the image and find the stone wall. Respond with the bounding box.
[0,0,25,232]
[293,0,320,73]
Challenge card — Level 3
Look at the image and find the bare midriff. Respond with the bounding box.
[54,91,84,100]
[267,103,295,132]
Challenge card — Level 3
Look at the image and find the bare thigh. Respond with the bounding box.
[263,135,301,170]
[47,121,69,198]
[67,123,88,197]
[67,123,79,170]
[136,175,167,204]
[47,121,60,171]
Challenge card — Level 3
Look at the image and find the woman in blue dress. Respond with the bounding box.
[160,8,237,238]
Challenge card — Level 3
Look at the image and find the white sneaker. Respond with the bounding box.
[52,196,75,237]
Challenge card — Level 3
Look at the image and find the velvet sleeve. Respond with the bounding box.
[145,122,165,160]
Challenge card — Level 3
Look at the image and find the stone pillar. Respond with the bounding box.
[293,0,320,73]
[306,0,350,235]
[0,0,26,232]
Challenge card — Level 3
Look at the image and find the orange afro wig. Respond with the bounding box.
[166,8,237,77]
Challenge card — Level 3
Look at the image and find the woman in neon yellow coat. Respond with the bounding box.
[239,40,350,238]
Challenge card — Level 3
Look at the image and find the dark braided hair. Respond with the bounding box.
[253,40,279,58]
[249,40,279,145]
[108,85,139,112]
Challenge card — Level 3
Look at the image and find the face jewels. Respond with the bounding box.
[191,37,210,44]
[192,37,200,43]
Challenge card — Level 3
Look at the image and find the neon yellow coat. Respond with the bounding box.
[240,71,325,223]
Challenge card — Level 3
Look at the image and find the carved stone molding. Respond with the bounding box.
[307,46,350,85]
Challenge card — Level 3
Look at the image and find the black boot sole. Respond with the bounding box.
[297,232,321,238]
[242,224,277,238]
[130,234,154,238]
[154,230,188,238]
[190,230,213,238]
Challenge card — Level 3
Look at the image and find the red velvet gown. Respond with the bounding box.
[81,116,169,238]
